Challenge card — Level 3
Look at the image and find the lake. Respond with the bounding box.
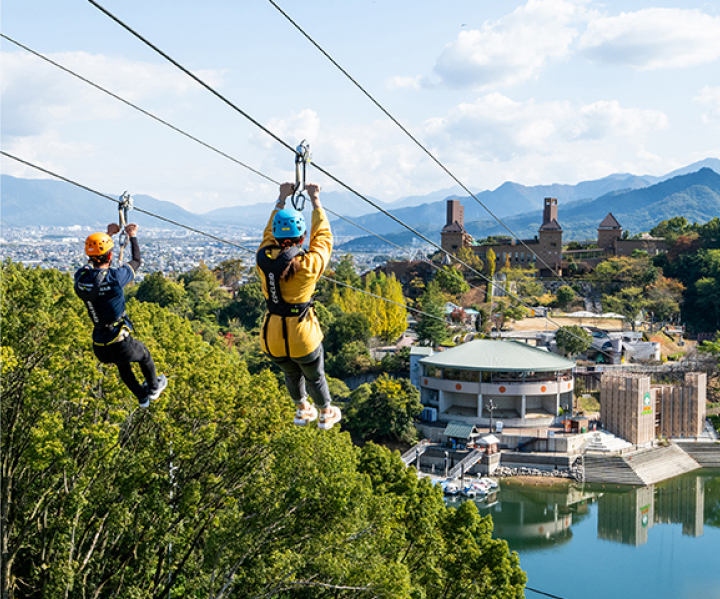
[447,470,720,599]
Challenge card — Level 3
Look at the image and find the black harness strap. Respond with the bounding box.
[256,244,313,357]
[74,267,109,325]
[74,266,133,343]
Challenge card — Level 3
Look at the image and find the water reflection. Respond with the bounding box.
[446,471,720,551]
[445,471,720,599]
[597,475,705,546]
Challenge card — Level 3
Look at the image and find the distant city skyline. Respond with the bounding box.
[2,0,719,213]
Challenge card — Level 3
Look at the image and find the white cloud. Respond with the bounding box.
[695,86,720,124]
[430,0,590,89]
[245,94,671,203]
[423,93,666,162]
[579,8,720,70]
[385,75,422,91]
[571,100,668,140]
[1,131,95,179]
[0,50,225,138]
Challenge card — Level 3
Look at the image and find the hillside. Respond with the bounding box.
[463,168,720,241]
[0,175,208,229]
[3,158,719,238]
[331,160,720,241]
[1,260,527,598]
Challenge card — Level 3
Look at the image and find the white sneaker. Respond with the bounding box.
[140,374,167,408]
[318,406,342,430]
[294,402,318,426]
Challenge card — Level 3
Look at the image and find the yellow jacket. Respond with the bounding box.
[257,207,332,358]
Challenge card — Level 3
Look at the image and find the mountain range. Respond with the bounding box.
[2,158,719,247]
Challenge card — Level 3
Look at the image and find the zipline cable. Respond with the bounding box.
[0,33,482,305]
[324,206,489,294]
[85,0,594,348]
[266,0,580,294]
[5,29,606,355]
[0,151,450,326]
[83,0,501,289]
[86,0,298,157]
[525,586,568,599]
[0,151,256,252]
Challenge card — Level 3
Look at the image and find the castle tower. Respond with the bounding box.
[441,199,473,254]
[597,213,623,253]
[542,197,558,226]
[537,197,562,276]
[447,199,464,227]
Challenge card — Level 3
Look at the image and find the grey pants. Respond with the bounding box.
[270,345,332,411]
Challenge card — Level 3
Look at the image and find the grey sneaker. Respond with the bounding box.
[139,374,167,408]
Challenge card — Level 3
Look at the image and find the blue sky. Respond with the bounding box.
[2,0,719,213]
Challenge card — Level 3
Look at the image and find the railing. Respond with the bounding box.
[447,449,484,479]
[401,440,431,466]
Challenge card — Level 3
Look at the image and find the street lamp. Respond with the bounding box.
[488,399,497,433]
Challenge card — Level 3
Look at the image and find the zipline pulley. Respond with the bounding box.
[291,140,311,211]
[117,191,133,263]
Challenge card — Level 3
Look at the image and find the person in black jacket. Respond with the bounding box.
[74,223,167,407]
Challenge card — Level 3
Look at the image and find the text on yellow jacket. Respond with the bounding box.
[257,207,333,358]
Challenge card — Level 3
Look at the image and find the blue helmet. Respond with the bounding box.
[273,208,306,239]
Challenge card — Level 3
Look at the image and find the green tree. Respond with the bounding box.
[325,312,372,354]
[434,265,470,296]
[331,254,361,287]
[414,281,448,346]
[356,444,526,599]
[486,247,497,277]
[1,260,528,599]
[218,278,266,330]
[603,286,647,331]
[326,340,374,378]
[650,216,692,244]
[177,263,230,322]
[492,298,528,330]
[556,285,575,310]
[592,255,658,296]
[346,374,423,444]
[134,270,186,309]
[380,273,408,343]
[555,325,592,357]
[457,246,484,276]
[380,346,411,373]
[506,267,543,300]
[645,275,684,324]
[212,257,245,288]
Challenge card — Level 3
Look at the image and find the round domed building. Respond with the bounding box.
[416,339,575,429]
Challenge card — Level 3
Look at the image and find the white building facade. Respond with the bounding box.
[418,339,576,429]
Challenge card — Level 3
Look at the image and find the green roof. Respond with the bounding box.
[443,421,476,439]
[419,339,575,373]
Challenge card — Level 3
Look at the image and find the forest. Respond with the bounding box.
[0,259,526,599]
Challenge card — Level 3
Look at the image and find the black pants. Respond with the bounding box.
[94,335,158,400]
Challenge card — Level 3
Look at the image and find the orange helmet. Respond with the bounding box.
[85,233,114,257]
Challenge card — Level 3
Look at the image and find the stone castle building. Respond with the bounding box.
[440,197,667,276]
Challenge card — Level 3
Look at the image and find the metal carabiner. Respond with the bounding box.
[291,140,311,211]
[117,191,134,264]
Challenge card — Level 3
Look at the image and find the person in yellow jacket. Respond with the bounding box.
[256,182,341,430]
